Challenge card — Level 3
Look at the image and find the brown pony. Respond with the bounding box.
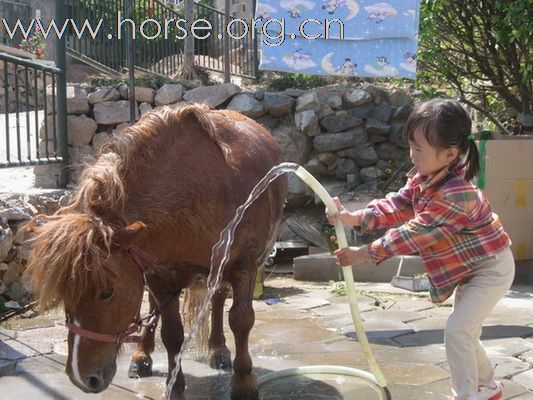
[23,104,287,400]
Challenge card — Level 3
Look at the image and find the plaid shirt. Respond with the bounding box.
[356,166,511,303]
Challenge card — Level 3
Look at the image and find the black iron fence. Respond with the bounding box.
[0,0,31,47]
[132,0,184,76]
[195,1,257,79]
[66,0,126,73]
[0,53,66,168]
[65,0,258,79]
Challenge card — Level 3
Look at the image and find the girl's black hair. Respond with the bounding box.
[403,99,479,181]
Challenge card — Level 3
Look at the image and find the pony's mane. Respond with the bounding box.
[25,103,228,311]
[23,213,115,311]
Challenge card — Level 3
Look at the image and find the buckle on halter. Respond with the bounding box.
[140,314,158,328]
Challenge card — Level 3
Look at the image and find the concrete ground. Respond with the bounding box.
[1,275,533,399]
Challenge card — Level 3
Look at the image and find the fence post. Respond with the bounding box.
[224,0,230,83]
[55,0,68,187]
[252,0,259,79]
[181,0,194,78]
[124,0,136,124]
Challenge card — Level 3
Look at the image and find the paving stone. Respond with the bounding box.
[376,344,447,365]
[388,377,450,400]
[381,363,449,385]
[0,358,16,375]
[485,305,533,326]
[492,356,532,378]
[493,378,530,398]
[511,391,533,399]
[6,314,57,330]
[513,370,533,391]
[282,295,330,310]
[361,310,426,324]
[342,319,414,341]
[520,349,533,364]
[406,316,449,332]
[394,329,444,347]
[12,326,66,355]
[387,299,436,313]
[483,338,533,357]
[0,327,17,339]
[310,300,377,317]
[481,324,533,339]
[0,338,35,360]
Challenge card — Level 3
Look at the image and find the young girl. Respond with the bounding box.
[327,99,515,400]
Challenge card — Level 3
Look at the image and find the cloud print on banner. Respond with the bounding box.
[255,0,421,79]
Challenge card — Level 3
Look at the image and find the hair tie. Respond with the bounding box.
[466,134,476,141]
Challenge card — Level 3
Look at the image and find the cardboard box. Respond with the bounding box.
[476,137,533,260]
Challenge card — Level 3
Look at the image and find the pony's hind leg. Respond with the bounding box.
[209,281,232,370]
[129,291,158,378]
[229,262,258,400]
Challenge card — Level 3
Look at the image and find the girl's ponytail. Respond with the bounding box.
[463,139,480,181]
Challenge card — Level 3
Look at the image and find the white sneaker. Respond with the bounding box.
[477,381,503,400]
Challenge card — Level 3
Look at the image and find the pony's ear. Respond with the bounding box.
[113,221,146,247]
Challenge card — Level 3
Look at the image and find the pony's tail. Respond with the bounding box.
[61,152,126,215]
[182,277,210,360]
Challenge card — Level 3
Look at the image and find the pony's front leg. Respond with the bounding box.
[229,265,258,400]
[160,295,186,400]
[129,291,158,378]
[209,281,232,370]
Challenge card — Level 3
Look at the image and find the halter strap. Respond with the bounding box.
[125,243,157,273]
[65,314,143,343]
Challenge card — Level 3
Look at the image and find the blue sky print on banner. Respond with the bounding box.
[260,36,418,78]
[256,0,419,40]
[256,0,421,79]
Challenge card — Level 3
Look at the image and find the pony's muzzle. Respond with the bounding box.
[69,362,116,394]
[86,374,105,393]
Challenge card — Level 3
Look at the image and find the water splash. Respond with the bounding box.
[165,162,300,399]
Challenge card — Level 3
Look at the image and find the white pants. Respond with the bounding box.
[445,247,515,399]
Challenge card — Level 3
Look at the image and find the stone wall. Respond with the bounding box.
[35,81,413,200]
[0,193,65,309]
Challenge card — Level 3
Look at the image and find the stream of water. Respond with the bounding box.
[165,162,301,399]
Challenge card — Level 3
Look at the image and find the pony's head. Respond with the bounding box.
[23,214,147,393]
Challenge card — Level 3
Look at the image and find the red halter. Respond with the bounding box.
[65,244,158,344]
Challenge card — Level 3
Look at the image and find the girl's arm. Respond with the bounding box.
[357,179,416,231]
[367,198,468,263]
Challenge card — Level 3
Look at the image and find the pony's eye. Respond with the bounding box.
[98,287,115,301]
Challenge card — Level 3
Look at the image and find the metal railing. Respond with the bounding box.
[66,0,126,73]
[0,53,66,168]
[65,0,258,79]
[132,0,184,76]
[195,1,257,79]
[0,0,31,47]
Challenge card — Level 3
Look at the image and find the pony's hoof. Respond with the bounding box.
[160,392,186,400]
[231,374,258,400]
[230,389,259,400]
[128,358,153,378]
[209,354,232,371]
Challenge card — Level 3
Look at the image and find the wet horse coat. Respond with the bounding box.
[24,104,287,399]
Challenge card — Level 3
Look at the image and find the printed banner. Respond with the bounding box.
[255,0,421,79]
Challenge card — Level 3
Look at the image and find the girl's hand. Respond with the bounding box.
[326,197,361,226]
[334,246,371,267]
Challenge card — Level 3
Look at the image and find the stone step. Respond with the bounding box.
[293,253,425,283]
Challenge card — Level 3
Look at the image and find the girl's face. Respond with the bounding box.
[409,128,458,176]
